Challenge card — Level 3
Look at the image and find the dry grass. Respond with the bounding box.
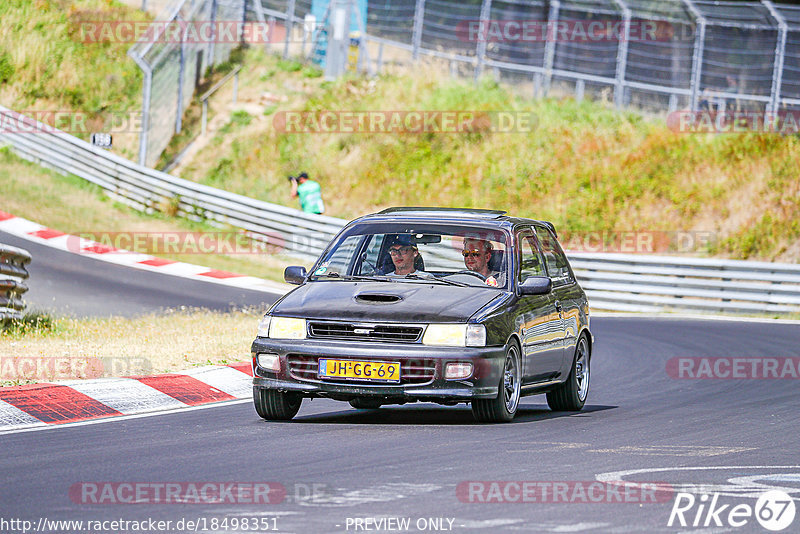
[1,308,260,386]
[174,49,800,262]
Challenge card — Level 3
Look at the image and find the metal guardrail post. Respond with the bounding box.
[285,0,296,59]
[543,0,560,96]
[474,0,492,82]
[612,0,631,109]
[412,0,426,60]
[763,0,788,115]
[683,0,706,112]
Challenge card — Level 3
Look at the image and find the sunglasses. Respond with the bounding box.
[389,246,415,256]
[462,250,485,258]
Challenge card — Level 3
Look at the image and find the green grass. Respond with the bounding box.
[0,147,299,281]
[176,50,800,261]
[0,0,147,159]
[1,1,798,262]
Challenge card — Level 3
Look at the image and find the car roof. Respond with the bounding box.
[360,207,558,237]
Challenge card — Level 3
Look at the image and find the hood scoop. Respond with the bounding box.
[355,293,403,304]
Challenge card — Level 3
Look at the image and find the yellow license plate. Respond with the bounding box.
[318,359,401,383]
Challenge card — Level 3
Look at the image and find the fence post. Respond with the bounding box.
[412,0,426,60]
[474,0,492,82]
[683,0,706,112]
[208,0,218,68]
[285,0,296,59]
[763,0,787,115]
[611,0,631,109]
[176,17,187,134]
[129,51,152,167]
[543,0,560,96]
[240,0,248,45]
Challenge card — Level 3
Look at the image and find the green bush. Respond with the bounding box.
[0,50,14,83]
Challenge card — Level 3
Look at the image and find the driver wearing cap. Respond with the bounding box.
[387,235,428,277]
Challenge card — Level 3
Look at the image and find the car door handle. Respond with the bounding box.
[554,300,562,312]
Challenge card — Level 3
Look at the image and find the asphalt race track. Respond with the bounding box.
[2,316,800,533]
[0,230,279,317]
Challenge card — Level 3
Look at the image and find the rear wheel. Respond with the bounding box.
[349,398,382,410]
[472,343,521,423]
[547,334,590,411]
[253,387,302,421]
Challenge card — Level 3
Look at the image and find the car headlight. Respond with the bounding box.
[422,324,486,347]
[268,317,307,339]
[257,316,272,337]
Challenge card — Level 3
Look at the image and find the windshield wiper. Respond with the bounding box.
[336,274,395,282]
[403,274,470,287]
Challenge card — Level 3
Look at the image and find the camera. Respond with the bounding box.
[287,175,298,183]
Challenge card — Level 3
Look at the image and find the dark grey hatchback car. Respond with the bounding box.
[251,207,593,422]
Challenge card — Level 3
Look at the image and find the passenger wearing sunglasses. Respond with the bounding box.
[462,238,504,287]
[386,235,428,277]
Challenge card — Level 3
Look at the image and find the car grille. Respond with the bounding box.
[287,355,436,385]
[307,321,423,343]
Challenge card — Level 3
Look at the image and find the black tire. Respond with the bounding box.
[472,342,521,423]
[253,387,302,421]
[547,334,590,411]
[349,398,382,410]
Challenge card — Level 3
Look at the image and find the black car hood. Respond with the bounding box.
[273,281,501,323]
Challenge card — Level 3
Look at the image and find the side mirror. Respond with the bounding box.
[284,266,307,285]
[519,276,552,295]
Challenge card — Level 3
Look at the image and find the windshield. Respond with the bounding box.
[309,223,510,289]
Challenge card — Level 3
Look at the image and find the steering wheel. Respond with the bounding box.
[452,270,487,281]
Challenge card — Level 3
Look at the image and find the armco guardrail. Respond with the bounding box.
[0,105,345,260]
[0,243,31,323]
[2,105,799,315]
[569,252,800,314]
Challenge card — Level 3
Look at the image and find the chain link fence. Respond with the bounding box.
[129,0,246,167]
[131,0,800,167]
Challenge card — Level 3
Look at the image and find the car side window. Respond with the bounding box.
[534,225,572,284]
[517,229,546,283]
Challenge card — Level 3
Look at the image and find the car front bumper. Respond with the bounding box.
[251,337,507,401]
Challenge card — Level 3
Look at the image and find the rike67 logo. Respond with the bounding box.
[668,490,796,531]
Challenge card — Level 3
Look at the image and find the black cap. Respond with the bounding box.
[298,172,309,180]
[388,234,417,247]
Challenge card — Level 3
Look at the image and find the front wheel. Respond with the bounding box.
[547,334,590,411]
[472,343,521,423]
[254,387,302,421]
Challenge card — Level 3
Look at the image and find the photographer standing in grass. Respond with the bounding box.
[289,172,325,214]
